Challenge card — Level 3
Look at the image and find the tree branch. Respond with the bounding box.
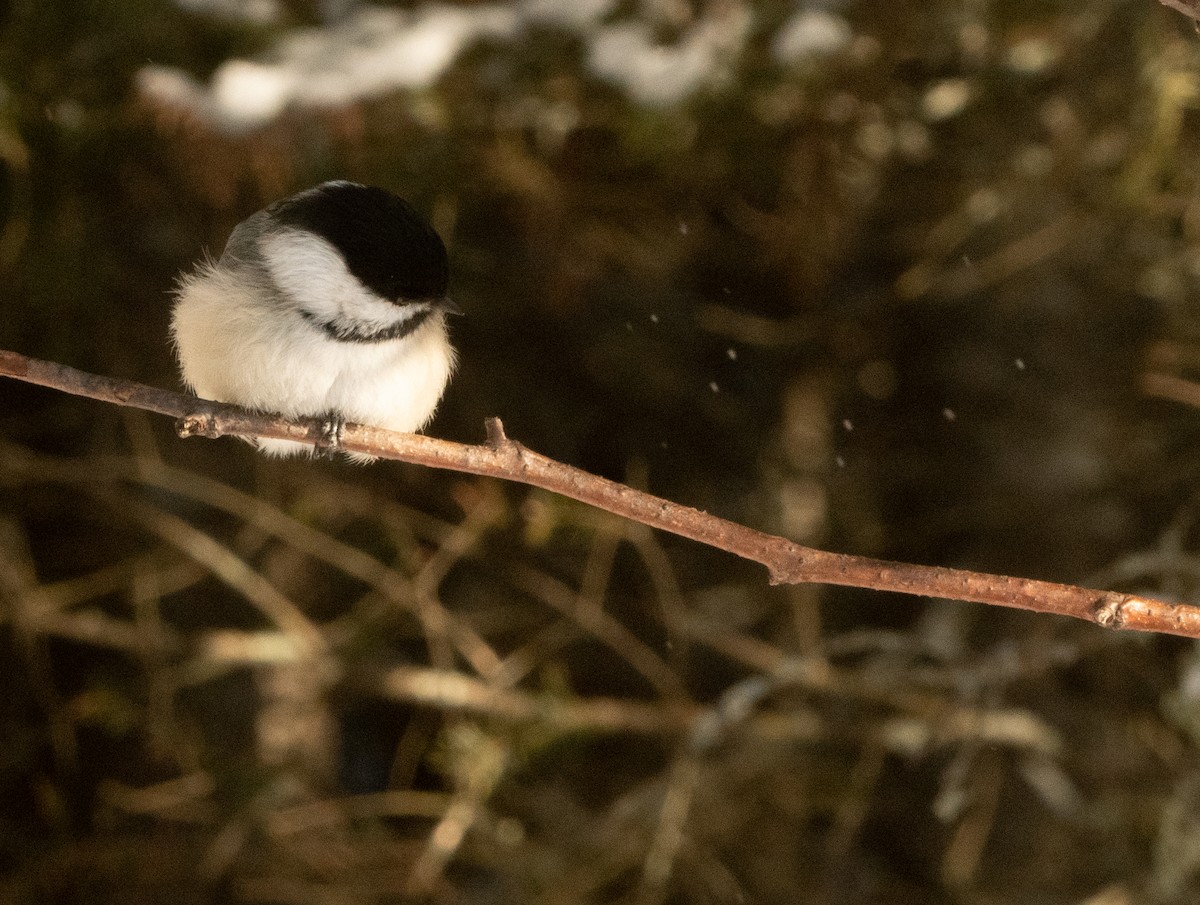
[1159,0,1200,23]
[1,348,1194,637]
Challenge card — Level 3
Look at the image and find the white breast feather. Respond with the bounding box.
[170,243,455,460]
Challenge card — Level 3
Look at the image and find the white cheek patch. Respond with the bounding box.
[258,228,424,334]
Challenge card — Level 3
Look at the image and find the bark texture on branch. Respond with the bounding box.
[1,349,1193,638]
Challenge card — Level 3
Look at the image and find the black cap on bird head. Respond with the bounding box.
[268,181,450,304]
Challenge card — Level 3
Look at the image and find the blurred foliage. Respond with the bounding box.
[5,0,1200,902]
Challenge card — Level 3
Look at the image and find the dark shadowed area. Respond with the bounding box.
[2,0,1200,902]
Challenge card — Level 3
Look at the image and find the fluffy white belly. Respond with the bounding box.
[171,272,455,458]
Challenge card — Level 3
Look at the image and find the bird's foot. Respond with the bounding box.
[315,413,345,459]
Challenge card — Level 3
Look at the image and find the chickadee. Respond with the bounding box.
[171,181,458,460]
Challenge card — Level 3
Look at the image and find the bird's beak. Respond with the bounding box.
[437,297,464,316]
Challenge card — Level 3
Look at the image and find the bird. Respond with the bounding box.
[170,181,458,461]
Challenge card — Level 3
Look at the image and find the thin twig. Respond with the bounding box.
[1,349,1194,637]
[1159,0,1200,23]
[1143,371,1200,408]
[509,564,689,700]
[335,652,1065,754]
